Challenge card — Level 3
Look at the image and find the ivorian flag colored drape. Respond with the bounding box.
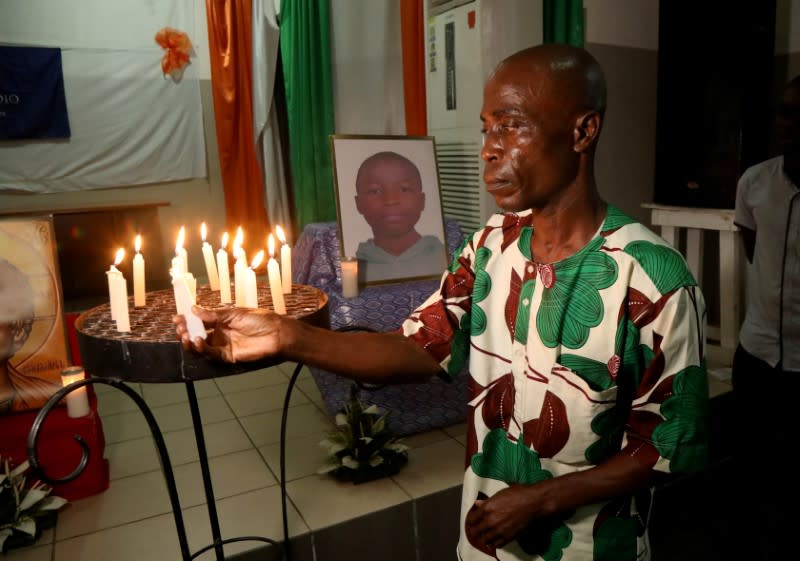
[400,0,427,136]
[206,0,269,250]
[279,0,336,231]
[543,0,584,47]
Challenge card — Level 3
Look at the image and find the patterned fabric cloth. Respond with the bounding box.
[400,206,709,561]
[293,219,469,435]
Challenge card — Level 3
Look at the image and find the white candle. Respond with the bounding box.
[244,251,263,309]
[276,225,292,294]
[201,222,220,290]
[174,226,188,275]
[185,272,197,304]
[267,234,286,314]
[234,226,247,266]
[233,244,247,307]
[217,232,232,304]
[106,248,131,332]
[341,257,359,298]
[133,234,146,307]
[171,269,206,341]
[61,366,90,418]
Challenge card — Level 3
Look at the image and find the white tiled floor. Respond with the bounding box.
[5,363,468,561]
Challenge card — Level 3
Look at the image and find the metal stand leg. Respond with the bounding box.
[185,381,225,561]
[27,379,193,560]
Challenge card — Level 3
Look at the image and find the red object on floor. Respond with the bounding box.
[0,311,109,501]
[0,392,109,501]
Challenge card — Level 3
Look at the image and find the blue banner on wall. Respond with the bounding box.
[0,46,71,140]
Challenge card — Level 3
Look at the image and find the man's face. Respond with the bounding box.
[355,157,426,238]
[479,63,579,212]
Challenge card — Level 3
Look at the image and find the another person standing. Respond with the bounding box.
[732,74,800,561]
[177,44,709,560]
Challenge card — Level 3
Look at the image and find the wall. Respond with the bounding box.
[0,1,223,279]
[584,0,660,226]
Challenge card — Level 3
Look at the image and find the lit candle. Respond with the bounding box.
[244,250,263,309]
[200,222,220,290]
[217,232,232,304]
[185,272,197,304]
[106,248,131,332]
[234,226,247,265]
[173,226,188,275]
[233,243,247,307]
[341,257,359,298]
[61,366,90,418]
[267,234,286,314]
[133,234,146,307]
[275,225,292,294]
[171,269,207,341]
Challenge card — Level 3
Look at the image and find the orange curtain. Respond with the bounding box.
[206,0,268,252]
[400,0,427,136]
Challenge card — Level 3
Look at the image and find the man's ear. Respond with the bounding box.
[354,194,364,215]
[572,111,601,153]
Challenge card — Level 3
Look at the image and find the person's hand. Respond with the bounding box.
[174,306,282,363]
[465,484,538,551]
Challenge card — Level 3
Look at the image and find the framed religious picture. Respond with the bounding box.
[330,134,448,285]
[0,216,69,415]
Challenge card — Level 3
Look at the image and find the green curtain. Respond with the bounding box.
[543,0,584,47]
[279,0,336,230]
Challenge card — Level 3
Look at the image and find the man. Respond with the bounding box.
[354,151,447,282]
[732,75,800,561]
[177,44,708,560]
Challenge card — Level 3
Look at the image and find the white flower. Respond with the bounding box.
[369,456,384,467]
[359,437,373,444]
[13,517,36,536]
[341,456,359,470]
[363,405,380,415]
[18,488,48,512]
[386,442,409,453]
[335,413,348,426]
[36,496,68,511]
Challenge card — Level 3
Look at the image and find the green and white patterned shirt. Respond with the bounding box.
[401,206,709,561]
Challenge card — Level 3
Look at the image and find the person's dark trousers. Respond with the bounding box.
[731,344,799,561]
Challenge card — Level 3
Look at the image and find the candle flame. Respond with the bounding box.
[276,225,287,244]
[233,245,242,259]
[176,226,185,253]
[268,233,276,257]
[221,232,229,249]
[135,234,142,253]
[251,250,264,269]
[201,222,208,242]
[114,248,125,266]
[234,226,244,248]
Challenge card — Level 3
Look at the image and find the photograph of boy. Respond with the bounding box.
[353,151,447,283]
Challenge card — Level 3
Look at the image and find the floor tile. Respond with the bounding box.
[286,474,410,530]
[391,439,466,498]
[223,382,309,417]
[238,403,333,447]
[174,449,277,506]
[293,378,324,405]
[140,379,219,408]
[100,409,150,444]
[151,395,235,433]
[2,543,53,561]
[214,367,288,394]
[443,421,467,439]
[257,438,331,482]
[401,428,451,449]
[92,380,140,396]
[95,388,140,416]
[54,510,185,561]
[185,486,309,559]
[105,419,252,480]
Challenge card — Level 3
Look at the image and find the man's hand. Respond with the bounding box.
[174,306,282,363]
[465,484,542,550]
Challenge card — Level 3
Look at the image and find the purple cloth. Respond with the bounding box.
[293,219,469,436]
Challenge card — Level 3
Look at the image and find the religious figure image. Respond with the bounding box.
[331,135,448,284]
[0,219,68,414]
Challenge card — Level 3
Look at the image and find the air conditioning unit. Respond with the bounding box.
[425,0,543,234]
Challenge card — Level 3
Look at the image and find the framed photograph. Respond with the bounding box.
[330,134,448,285]
[0,217,69,415]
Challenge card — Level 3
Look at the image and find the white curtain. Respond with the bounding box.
[0,0,206,193]
[252,0,291,228]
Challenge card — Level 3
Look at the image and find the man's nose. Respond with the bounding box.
[481,132,501,162]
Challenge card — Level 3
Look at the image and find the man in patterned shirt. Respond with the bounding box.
[176,44,709,560]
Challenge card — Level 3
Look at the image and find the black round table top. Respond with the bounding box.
[75,284,329,382]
